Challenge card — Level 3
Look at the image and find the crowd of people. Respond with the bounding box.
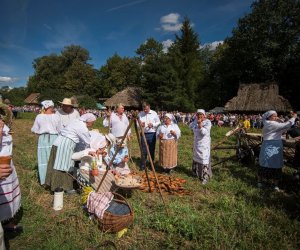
[1,98,299,248]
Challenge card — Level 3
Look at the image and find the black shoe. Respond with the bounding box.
[3,224,23,233]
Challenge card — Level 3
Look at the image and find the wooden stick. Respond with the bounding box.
[96,118,134,192]
[134,120,151,192]
[137,119,169,215]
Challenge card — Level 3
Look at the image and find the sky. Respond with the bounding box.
[0,0,254,88]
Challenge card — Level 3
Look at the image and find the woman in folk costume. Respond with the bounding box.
[189,109,212,184]
[258,110,297,191]
[156,113,181,173]
[45,113,96,192]
[105,138,131,176]
[72,131,116,192]
[0,119,21,232]
[31,100,61,185]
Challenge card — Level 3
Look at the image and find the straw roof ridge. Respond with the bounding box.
[24,93,40,104]
[224,82,292,112]
[104,87,142,108]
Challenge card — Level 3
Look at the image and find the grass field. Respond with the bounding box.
[5,113,300,249]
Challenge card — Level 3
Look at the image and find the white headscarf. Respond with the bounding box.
[89,131,107,150]
[164,113,176,124]
[105,133,116,146]
[262,110,277,121]
[79,113,97,122]
[197,109,206,115]
[41,100,54,109]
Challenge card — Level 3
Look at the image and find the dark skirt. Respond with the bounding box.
[258,166,282,180]
[259,140,283,169]
[45,146,74,192]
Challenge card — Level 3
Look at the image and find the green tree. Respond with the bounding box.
[1,87,28,106]
[213,0,300,109]
[27,45,102,103]
[99,54,141,97]
[168,17,205,111]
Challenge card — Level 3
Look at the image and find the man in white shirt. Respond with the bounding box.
[103,103,131,141]
[56,98,80,128]
[138,102,160,170]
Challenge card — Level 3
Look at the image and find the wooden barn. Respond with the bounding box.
[224,83,292,113]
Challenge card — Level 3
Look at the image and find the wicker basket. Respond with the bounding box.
[98,192,134,233]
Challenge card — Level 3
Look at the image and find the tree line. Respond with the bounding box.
[3,0,300,111]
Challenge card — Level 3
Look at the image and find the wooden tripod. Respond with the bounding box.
[96,112,169,214]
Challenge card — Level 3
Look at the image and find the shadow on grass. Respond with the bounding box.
[4,208,24,250]
[223,160,300,220]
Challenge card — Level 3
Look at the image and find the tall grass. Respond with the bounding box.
[6,116,300,250]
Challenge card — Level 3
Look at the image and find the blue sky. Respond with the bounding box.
[0,0,254,88]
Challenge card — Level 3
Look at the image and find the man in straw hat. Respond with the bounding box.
[189,109,212,184]
[56,98,80,128]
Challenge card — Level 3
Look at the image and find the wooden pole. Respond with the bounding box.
[134,120,151,192]
[137,119,169,215]
[96,118,134,192]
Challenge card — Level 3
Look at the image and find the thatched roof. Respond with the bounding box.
[24,93,40,105]
[224,83,292,113]
[104,87,142,108]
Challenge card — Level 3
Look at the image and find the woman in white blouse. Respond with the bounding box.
[45,113,96,193]
[156,113,181,173]
[258,110,297,191]
[189,109,212,184]
[31,100,61,185]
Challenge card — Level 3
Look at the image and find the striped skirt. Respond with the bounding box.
[45,146,74,192]
[37,134,58,185]
[0,162,21,222]
[53,136,76,172]
[159,139,178,169]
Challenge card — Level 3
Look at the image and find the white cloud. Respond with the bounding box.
[106,0,147,12]
[160,13,180,24]
[161,23,182,32]
[201,40,224,51]
[158,13,182,32]
[162,39,173,53]
[0,76,18,84]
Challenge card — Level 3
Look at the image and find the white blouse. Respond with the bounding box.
[0,124,12,155]
[31,113,62,134]
[103,112,131,137]
[55,108,80,127]
[262,117,296,140]
[54,119,91,146]
[156,123,181,140]
[138,110,161,133]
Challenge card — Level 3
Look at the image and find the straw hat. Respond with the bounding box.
[59,98,73,106]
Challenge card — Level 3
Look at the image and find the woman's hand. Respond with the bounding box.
[122,156,129,163]
[170,130,176,136]
[88,151,97,157]
[0,164,12,179]
[159,133,164,139]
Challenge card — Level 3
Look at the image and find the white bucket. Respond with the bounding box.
[53,188,64,211]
